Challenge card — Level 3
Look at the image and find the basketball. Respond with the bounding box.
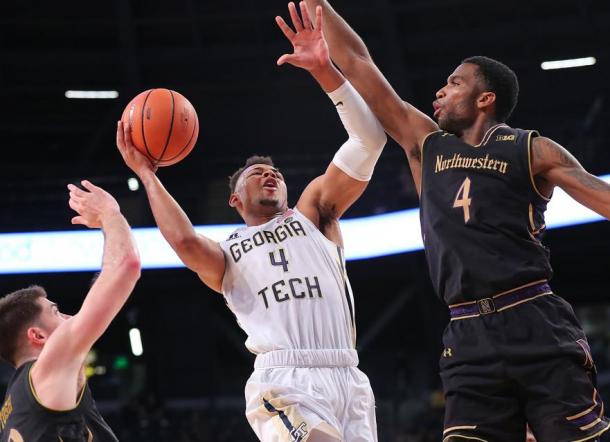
[121,88,199,166]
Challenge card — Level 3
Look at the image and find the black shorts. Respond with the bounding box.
[440,293,610,442]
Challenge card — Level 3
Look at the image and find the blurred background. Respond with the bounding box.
[1,0,609,440]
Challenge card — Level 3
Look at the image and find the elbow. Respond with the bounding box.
[372,130,388,150]
[120,254,142,281]
[358,122,387,151]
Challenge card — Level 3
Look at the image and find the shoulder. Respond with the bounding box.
[422,130,452,146]
[423,129,446,142]
[531,136,562,158]
[482,126,539,152]
[421,130,455,156]
[511,127,539,140]
[530,136,579,175]
[6,361,32,389]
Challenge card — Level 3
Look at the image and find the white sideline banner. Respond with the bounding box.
[0,175,607,274]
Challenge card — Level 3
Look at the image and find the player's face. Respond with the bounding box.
[37,297,70,335]
[433,63,482,133]
[235,164,288,213]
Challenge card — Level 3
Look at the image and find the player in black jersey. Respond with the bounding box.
[0,181,141,441]
[301,1,610,440]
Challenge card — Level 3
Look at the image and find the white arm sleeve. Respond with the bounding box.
[328,80,387,181]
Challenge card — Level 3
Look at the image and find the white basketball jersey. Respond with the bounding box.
[219,208,357,354]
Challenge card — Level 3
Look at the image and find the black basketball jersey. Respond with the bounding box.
[420,124,553,305]
[0,361,118,442]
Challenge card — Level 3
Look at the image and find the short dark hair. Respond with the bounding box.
[462,56,519,122]
[228,155,276,192]
[0,286,46,366]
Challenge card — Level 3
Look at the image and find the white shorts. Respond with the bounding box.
[245,349,377,442]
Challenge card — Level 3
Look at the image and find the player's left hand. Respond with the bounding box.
[68,180,121,228]
[276,2,329,73]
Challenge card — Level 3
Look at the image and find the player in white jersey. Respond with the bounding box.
[116,4,386,441]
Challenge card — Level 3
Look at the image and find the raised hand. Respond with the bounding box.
[68,180,121,228]
[116,120,158,178]
[276,2,329,73]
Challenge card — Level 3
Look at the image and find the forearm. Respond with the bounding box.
[138,172,224,282]
[534,137,610,220]
[559,170,610,220]
[304,0,434,155]
[68,212,140,355]
[329,80,387,181]
[304,0,371,73]
[99,211,140,270]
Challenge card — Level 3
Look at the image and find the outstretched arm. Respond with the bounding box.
[116,122,225,292]
[532,136,610,219]
[276,4,386,242]
[301,0,438,194]
[32,181,141,409]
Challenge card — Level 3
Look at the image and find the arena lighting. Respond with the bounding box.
[127,177,139,191]
[129,328,143,357]
[64,90,119,99]
[0,175,608,274]
[541,57,596,70]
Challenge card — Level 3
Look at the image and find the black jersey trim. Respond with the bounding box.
[421,130,443,155]
[442,433,489,441]
[420,130,443,197]
[443,425,478,435]
[474,123,508,148]
[528,203,546,237]
[527,131,552,201]
[28,362,87,412]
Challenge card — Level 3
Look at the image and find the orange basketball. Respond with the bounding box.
[121,88,199,166]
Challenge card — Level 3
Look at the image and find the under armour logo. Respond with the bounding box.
[334,101,343,107]
[442,348,453,358]
[290,423,309,441]
[228,232,240,240]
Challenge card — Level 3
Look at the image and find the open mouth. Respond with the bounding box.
[263,178,278,190]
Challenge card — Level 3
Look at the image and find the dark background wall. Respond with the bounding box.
[1,0,609,440]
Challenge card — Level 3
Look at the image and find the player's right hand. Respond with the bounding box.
[68,180,121,229]
[116,120,158,177]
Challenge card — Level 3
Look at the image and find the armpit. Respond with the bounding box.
[316,200,339,233]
